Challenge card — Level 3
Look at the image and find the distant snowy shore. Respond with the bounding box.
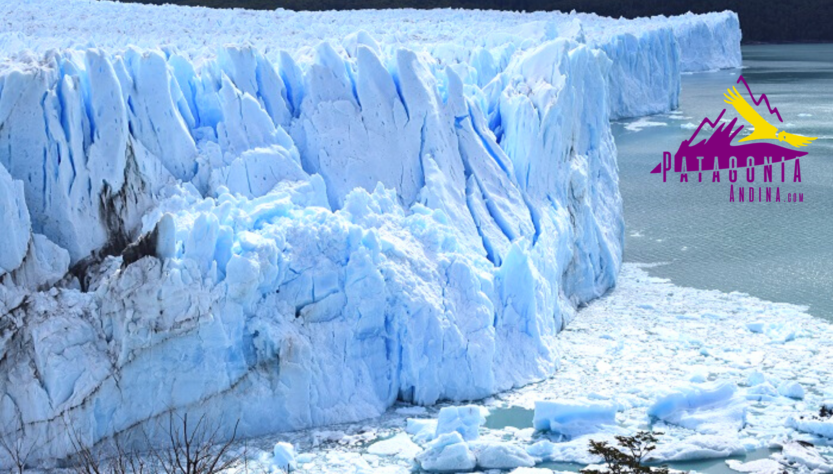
[243,264,833,473]
[0,0,740,465]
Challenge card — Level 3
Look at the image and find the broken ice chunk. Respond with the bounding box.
[532,399,617,437]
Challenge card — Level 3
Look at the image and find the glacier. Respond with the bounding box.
[0,0,741,465]
[259,264,833,474]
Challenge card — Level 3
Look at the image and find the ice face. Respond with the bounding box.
[0,164,30,274]
[0,0,741,465]
[0,162,70,300]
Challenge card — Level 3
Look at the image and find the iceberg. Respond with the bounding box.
[777,381,805,400]
[532,399,618,437]
[416,432,477,472]
[435,406,488,441]
[415,429,535,471]
[366,432,422,459]
[406,418,439,444]
[648,434,746,462]
[0,0,741,465]
[725,458,785,474]
[271,442,298,472]
[787,416,833,439]
[647,381,747,433]
[526,437,607,464]
[470,440,536,470]
[777,442,833,473]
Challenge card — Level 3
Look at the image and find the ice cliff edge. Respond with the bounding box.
[0,1,741,463]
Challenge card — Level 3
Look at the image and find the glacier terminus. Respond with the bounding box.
[0,0,741,466]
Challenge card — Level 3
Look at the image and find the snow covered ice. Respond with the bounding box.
[0,0,743,466]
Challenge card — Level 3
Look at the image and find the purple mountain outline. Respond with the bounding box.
[651,109,806,174]
[737,75,783,123]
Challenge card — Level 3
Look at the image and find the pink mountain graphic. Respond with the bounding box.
[651,109,806,175]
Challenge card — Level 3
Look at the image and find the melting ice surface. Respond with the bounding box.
[0,0,744,466]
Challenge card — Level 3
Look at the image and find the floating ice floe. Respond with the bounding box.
[725,458,784,474]
[649,434,746,462]
[436,405,488,441]
[533,399,618,437]
[406,418,439,444]
[648,381,747,433]
[470,440,536,469]
[271,442,298,471]
[777,381,805,400]
[367,432,422,459]
[776,442,833,473]
[745,321,799,344]
[416,432,477,472]
[526,436,607,464]
[624,117,668,132]
[787,416,833,439]
[509,468,558,474]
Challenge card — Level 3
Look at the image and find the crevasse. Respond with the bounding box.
[0,0,740,463]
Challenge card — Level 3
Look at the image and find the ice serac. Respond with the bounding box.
[587,10,741,119]
[0,164,29,275]
[0,0,742,464]
[670,12,743,73]
[596,26,681,120]
[0,160,70,310]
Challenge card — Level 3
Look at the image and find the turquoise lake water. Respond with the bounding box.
[615,43,833,320]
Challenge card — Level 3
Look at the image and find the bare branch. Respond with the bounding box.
[148,412,242,474]
[0,428,37,474]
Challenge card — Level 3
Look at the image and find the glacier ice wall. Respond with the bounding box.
[0,0,741,121]
[669,12,744,72]
[0,0,740,463]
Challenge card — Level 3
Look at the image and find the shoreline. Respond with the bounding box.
[742,40,833,46]
[624,260,819,319]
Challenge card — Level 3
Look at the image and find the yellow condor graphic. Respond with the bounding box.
[723,86,816,148]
